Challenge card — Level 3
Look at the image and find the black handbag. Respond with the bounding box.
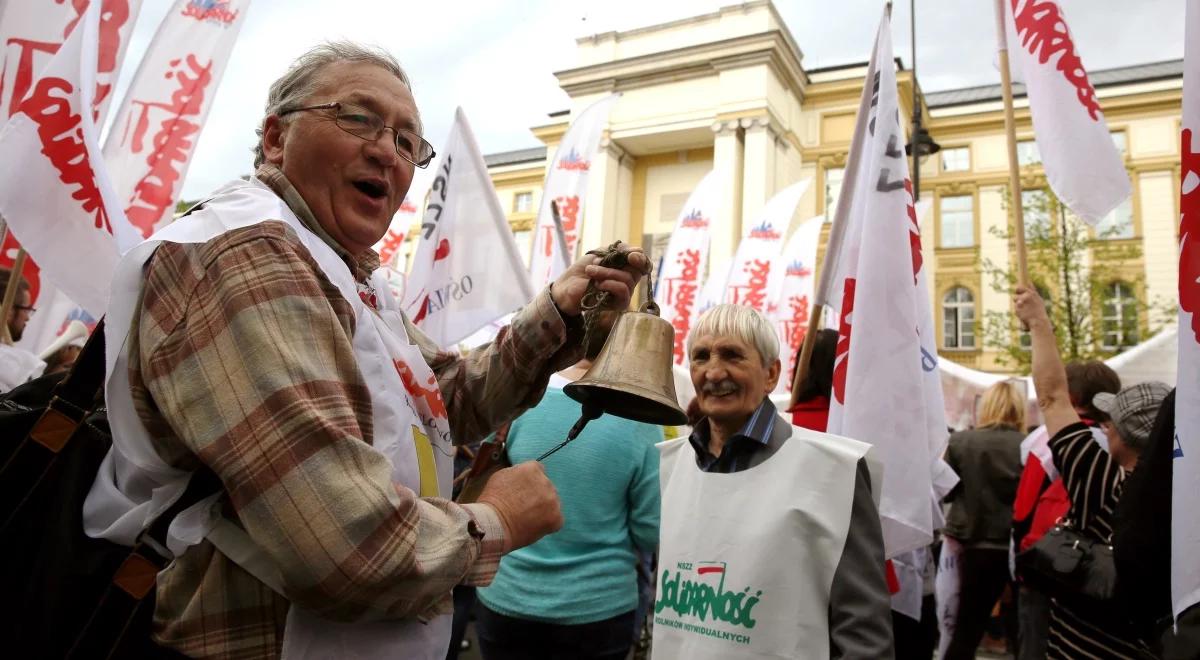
[1016,516,1117,610]
[0,322,217,658]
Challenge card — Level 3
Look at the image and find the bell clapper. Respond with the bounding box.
[535,402,604,462]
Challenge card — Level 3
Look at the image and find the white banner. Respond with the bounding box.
[934,536,964,659]
[103,0,250,246]
[0,1,126,317]
[0,0,140,122]
[769,214,823,397]
[403,108,535,348]
[722,179,809,313]
[1002,0,1130,225]
[528,93,619,288]
[0,0,140,310]
[1174,0,1200,621]
[372,193,420,271]
[653,169,719,365]
[818,9,949,558]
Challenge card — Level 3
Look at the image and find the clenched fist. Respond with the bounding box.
[476,461,564,553]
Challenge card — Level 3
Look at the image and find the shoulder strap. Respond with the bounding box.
[0,319,107,531]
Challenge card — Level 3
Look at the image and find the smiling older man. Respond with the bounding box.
[83,42,646,659]
[652,304,893,659]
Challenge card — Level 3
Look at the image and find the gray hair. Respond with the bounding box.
[687,304,780,367]
[253,41,416,168]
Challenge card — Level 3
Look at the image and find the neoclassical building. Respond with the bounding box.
[430,0,1180,372]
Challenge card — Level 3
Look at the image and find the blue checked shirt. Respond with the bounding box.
[688,399,777,473]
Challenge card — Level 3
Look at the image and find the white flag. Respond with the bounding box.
[1173,0,1200,622]
[14,288,97,356]
[653,169,719,365]
[0,1,126,317]
[769,214,823,396]
[0,0,140,313]
[103,0,250,247]
[0,0,140,122]
[372,193,419,271]
[722,179,809,313]
[528,93,619,288]
[817,9,949,557]
[1002,0,1130,224]
[403,108,535,347]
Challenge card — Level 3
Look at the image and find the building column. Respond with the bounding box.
[710,119,744,279]
[582,135,630,253]
[740,115,778,226]
[1138,171,1178,328]
[978,185,1009,368]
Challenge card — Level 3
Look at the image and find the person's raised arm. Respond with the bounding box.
[1013,286,1079,439]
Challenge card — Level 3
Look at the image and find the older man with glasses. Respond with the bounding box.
[84,42,647,659]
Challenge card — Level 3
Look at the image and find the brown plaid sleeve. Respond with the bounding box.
[138,221,509,625]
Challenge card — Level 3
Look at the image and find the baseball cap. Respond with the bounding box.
[1092,381,1171,449]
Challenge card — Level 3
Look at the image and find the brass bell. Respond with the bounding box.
[564,301,689,426]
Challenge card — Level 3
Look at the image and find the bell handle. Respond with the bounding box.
[639,300,661,316]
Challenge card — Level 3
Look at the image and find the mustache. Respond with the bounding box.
[702,380,738,395]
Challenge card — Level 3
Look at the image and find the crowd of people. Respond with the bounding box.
[0,40,1194,660]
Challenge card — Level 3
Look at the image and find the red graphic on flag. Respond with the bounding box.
[904,179,922,283]
[434,238,451,261]
[0,232,41,303]
[1180,128,1200,342]
[1010,0,1102,121]
[832,278,856,404]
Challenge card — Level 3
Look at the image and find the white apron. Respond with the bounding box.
[651,426,871,660]
[83,178,456,659]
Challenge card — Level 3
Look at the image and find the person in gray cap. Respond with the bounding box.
[1092,381,1172,472]
[1015,285,1163,659]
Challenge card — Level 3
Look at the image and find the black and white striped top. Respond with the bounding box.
[1046,422,1149,659]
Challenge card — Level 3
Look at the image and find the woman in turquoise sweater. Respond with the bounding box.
[475,360,662,660]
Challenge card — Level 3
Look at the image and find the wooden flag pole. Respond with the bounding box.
[994,0,1031,287]
[788,303,824,409]
[0,247,28,345]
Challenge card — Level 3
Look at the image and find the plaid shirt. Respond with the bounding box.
[133,165,583,658]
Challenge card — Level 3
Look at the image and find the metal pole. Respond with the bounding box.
[911,0,922,201]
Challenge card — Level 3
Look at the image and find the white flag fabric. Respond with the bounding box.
[1002,0,1129,224]
[103,0,250,246]
[653,169,719,365]
[722,179,809,312]
[1173,0,1200,621]
[817,9,949,557]
[403,108,535,347]
[0,0,140,314]
[372,193,420,270]
[769,214,823,396]
[0,0,141,122]
[528,93,619,288]
[0,1,126,317]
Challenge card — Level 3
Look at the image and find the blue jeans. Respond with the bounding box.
[475,603,635,660]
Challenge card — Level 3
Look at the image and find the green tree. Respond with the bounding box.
[980,186,1155,372]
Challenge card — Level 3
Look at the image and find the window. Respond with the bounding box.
[824,167,845,222]
[941,146,970,172]
[1017,140,1041,166]
[1102,282,1139,350]
[1096,197,1134,239]
[1110,130,1127,156]
[942,287,976,349]
[1022,189,1051,239]
[513,191,533,214]
[939,195,974,248]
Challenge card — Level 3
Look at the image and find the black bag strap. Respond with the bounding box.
[0,319,107,531]
[68,467,221,659]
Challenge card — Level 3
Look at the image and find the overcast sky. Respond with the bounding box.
[111,0,1184,201]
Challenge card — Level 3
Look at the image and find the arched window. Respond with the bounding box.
[1102,282,1139,350]
[942,286,975,349]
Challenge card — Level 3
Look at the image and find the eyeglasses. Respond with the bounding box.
[279,101,436,168]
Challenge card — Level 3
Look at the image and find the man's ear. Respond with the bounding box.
[766,358,781,393]
[261,115,287,165]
